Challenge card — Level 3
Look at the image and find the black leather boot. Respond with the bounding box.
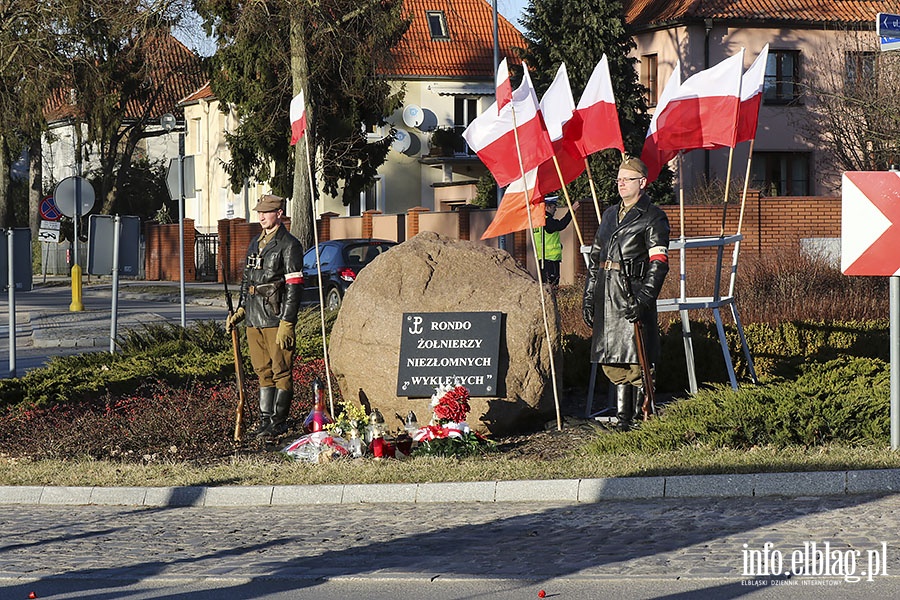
[615,384,635,431]
[254,387,276,438]
[271,388,293,436]
[634,387,647,423]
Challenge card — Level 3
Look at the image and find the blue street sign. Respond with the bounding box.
[878,12,900,37]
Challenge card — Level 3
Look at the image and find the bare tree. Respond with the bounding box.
[798,26,900,189]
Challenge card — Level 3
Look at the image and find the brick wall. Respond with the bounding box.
[144,219,195,282]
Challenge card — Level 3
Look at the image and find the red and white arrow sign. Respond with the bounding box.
[842,171,900,276]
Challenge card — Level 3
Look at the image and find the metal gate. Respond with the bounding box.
[195,233,219,281]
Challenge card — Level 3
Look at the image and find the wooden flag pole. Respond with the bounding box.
[510,104,563,432]
[551,156,584,247]
[736,139,755,236]
[584,158,602,223]
[303,129,335,417]
[719,146,736,237]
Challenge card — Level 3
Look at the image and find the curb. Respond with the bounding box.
[3,469,900,507]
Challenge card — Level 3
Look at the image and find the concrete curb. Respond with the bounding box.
[2,468,899,507]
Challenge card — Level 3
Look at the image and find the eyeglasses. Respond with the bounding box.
[615,176,645,184]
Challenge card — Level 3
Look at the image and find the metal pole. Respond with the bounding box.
[7,230,15,377]
[178,134,186,327]
[109,216,121,354]
[492,0,506,252]
[891,276,899,450]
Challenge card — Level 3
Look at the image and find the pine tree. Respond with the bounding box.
[520,0,673,207]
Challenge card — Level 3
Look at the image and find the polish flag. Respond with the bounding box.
[496,58,513,113]
[481,168,546,240]
[568,55,625,156]
[290,90,307,146]
[736,44,769,144]
[641,62,682,184]
[463,63,554,188]
[537,63,585,195]
[653,50,744,152]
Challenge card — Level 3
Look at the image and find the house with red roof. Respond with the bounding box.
[624,0,894,198]
[42,31,207,208]
[179,0,524,231]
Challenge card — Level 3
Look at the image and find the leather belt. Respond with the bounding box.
[603,260,621,271]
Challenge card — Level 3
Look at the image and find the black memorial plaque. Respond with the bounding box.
[397,311,502,397]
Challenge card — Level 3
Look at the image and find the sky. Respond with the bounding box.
[497,0,529,30]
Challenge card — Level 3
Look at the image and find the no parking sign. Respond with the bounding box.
[39,196,62,222]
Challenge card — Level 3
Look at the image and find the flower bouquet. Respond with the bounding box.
[412,384,494,458]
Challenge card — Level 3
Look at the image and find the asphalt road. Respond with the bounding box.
[0,279,225,376]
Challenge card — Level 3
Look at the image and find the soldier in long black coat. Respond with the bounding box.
[583,157,670,430]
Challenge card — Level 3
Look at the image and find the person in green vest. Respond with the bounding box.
[532,196,581,286]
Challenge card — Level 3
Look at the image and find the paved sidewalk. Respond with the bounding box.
[2,468,900,507]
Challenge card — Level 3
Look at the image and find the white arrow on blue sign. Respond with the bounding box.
[881,36,900,52]
[878,12,900,36]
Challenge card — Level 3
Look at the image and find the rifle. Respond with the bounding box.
[223,264,247,441]
[632,320,656,421]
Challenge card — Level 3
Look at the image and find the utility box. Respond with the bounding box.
[0,228,33,292]
[87,215,141,276]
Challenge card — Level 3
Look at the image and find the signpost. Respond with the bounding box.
[842,170,900,449]
[54,175,96,312]
[397,311,502,397]
[877,12,900,52]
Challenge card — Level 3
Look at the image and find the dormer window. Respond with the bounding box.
[427,11,449,40]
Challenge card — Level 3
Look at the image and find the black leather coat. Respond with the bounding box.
[583,193,670,365]
[238,224,305,328]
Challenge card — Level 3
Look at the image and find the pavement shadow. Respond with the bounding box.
[1,492,894,599]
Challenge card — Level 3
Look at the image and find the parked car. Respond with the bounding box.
[300,239,397,311]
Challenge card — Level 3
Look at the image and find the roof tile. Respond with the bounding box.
[625,0,899,26]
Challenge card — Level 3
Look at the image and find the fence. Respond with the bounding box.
[137,191,841,285]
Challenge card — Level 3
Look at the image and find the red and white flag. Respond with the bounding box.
[736,44,769,144]
[496,58,513,113]
[290,90,307,146]
[463,63,554,188]
[569,55,625,156]
[653,50,744,152]
[536,62,585,194]
[481,167,546,240]
[641,62,682,183]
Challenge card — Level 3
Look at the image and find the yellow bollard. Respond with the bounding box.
[70,263,84,312]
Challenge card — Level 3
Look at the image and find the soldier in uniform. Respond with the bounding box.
[226,194,305,437]
[583,157,670,431]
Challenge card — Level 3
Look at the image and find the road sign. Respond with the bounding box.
[842,171,900,276]
[166,155,195,200]
[54,176,96,218]
[880,36,900,52]
[40,196,62,221]
[878,12,900,36]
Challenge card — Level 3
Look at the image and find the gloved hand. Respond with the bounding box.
[225,307,245,333]
[276,320,295,350]
[624,300,641,323]
[583,303,594,328]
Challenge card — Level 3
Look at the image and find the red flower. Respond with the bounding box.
[433,385,470,424]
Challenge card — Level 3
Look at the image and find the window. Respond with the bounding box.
[750,152,811,196]
[426,11,449,40]
[641,54,659,107]
[454,97,478,154]
[845,51,876,95]
[350,176,383,216]
[764,50,801,104]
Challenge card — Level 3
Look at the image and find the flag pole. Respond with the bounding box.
[303,129,335,416]
[511,106,563,432]
[552,157,584,247]
[736,139,755,236]
[583,158,603,223]
[720,146,736,237]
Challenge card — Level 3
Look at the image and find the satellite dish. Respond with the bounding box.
[392,129,412,153]
[402,105,424,128]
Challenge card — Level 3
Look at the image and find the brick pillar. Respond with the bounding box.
[362,210,382,239]
[512,229,528,264]
[406,207,430,238]
[457,205,474,240]
[318,212,339,242]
